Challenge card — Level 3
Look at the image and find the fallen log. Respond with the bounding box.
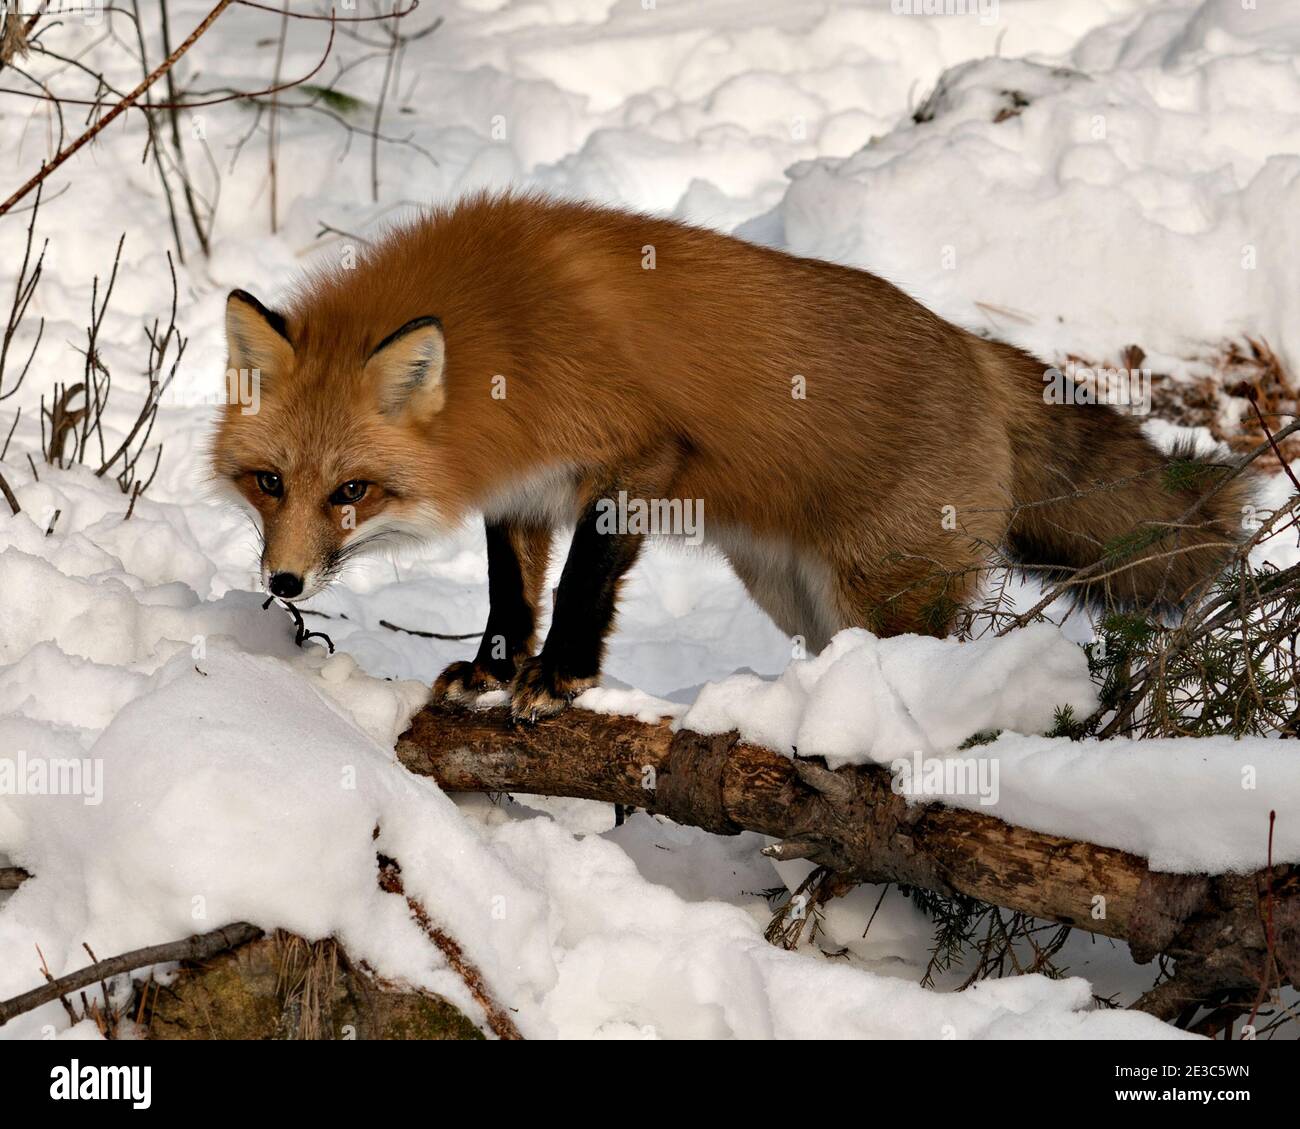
[397,705,1300,1019]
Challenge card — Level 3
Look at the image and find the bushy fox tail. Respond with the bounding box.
[983,339,1253,614]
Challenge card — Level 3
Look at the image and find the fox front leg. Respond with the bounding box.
[509,496,646,722]
[434,520,550,705]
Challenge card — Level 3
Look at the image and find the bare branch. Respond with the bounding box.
[0,0,237,218]
[0,922,263,1028]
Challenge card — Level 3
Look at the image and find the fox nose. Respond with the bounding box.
[269,572,304,599]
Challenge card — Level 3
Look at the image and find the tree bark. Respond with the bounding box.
[397,705,1300,1013]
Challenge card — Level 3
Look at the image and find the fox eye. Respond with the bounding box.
[255,471,283,498]
[330,480,368,505]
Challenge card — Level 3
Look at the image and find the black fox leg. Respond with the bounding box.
[510,500,645,721]
[434,519,550,704]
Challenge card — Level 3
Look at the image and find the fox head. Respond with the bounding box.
[211,289,450,601]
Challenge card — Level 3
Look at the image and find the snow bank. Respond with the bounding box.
[0,480,1178,1040]
[681,624,1097,767]
[937,731,1294,874]
[770,0,1300,373]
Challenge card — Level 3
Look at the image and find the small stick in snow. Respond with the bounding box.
[1247,810,1281,1032]
[34,943,78,1026]
[0,406,20,460]
[379,618,481,641]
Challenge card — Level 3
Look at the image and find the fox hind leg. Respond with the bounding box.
[830,547,981,638]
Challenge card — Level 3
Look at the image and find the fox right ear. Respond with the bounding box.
[226,290,293,379]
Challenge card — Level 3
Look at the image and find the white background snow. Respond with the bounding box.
[0,0,1296,1040]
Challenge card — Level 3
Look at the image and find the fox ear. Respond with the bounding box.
[365,316,446,420]
[226,290,293,379]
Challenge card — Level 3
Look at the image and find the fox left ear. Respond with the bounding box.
[365,316,446,420]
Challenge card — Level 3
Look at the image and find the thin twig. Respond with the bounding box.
[0,468,19,514]
[380,619,481,641]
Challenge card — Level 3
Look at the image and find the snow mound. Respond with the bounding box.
[681,624,1097,767]
[772,0,1300,372]
[0,487,1176,1040]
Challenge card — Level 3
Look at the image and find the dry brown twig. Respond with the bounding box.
[0,468,19,515]
[0,178,46,404]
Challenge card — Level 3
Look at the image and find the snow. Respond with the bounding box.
[1,0,1298,1039]
[0,605,1182,1040]
[679,623,1098,768]
[768,0,1300,374]
[939,731,1292,873]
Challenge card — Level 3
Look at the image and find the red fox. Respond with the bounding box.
[212,192,1247,720]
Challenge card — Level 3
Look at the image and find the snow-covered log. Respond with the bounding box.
[397,705,1300,1018]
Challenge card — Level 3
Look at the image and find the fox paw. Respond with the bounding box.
[433,660,509,706]
[509,657,596,723]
